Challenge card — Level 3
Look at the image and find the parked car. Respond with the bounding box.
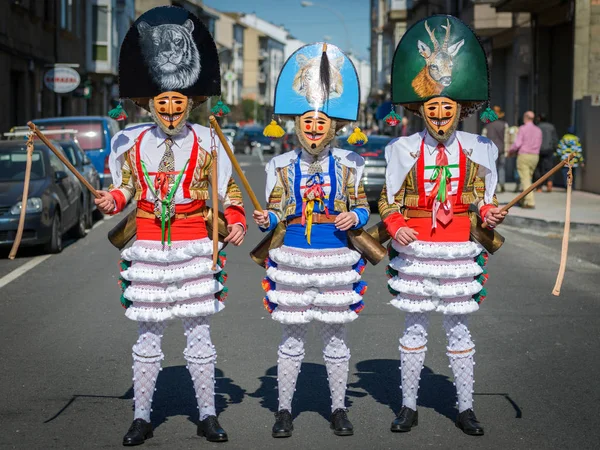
[221,124,238,141]
[233,126,282,155]
[56,139,102,228]
[335,134,392,204]
[33,116,121,188]
[0,141,86,253]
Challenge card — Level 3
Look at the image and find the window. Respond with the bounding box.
[60,0,73,31]
[48,152,66,173]
[0,150,45,182]
[92,4,109,61]
[44,0,54,23]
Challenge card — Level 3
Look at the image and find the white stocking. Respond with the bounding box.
[277,324,307,413]
[399,313,429,410]
[444,314,476,413]
[319,323,350,412]
[132,321,167,422]
[183,317,217,421]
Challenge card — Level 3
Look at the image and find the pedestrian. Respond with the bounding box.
[381,15,506,437]
[534,113,559,192]
[400,116,413,136]
[482,105,508,192]
[509,111,542,208]
[556,126,585,187]
[94,7,246,446]
[506,124,520,192]
[254,42,371,438]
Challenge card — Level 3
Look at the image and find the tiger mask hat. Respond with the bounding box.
[118,6,221,108]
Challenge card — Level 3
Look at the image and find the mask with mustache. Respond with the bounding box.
[149,91,193,136]
[295,111,337,156]
[419,97,461,143]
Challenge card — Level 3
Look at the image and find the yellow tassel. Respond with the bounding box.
[347,127,368,146]
[263,120,286,139]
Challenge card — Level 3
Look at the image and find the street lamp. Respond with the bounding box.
[300,1,351,53]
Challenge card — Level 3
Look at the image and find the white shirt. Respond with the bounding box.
[140,126,194,204]
[422,132,460,197]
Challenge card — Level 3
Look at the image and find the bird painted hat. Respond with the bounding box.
[118,6,221,108]
[273,42,360,121]
[391,15,493,121]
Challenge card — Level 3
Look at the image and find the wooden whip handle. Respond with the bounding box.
[481,156,572,228]
[8,140,34,260]
[211,148,219,271]
[209,116,263,212]
[27,121,101,199]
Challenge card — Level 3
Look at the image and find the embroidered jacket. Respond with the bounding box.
[108,123,245,227]
[262,147,370,231]
[379,130,499,239]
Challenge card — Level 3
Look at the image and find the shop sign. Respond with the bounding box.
[44,67,81,93]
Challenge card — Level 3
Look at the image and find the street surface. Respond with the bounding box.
[1,154,599,449]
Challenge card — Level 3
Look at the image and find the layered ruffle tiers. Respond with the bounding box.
[387,239,489,315]
[262,245,367,324]
[119,238,228,322]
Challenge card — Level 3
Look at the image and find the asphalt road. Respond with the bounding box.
[1,153,599,449]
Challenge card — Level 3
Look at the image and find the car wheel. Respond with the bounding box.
[44,212,63,254]
[71,201,87,239]
[92,208,104,221]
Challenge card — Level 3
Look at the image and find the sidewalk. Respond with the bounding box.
[497,182,600,232]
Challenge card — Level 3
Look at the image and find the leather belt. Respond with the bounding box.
[404,209,468,219]
[136,208,206,220]
[287,213,337,226]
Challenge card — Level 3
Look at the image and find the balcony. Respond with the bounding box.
[462,1,513,37]
[494,0,565,13]
[388,0,409,21]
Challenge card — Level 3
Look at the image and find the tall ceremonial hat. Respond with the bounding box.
[273,42,360,121]
[118,5,221,108]
[391,15,495,122]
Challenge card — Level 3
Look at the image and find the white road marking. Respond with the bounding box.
[0,255,52,289]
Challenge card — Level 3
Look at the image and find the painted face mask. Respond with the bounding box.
[420,96,461,143]
[295,111,337,156]
[149,91,192,136]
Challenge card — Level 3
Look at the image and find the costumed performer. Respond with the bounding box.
[378,15,507,436]
[94,6,245,446]
[253,42,370,438]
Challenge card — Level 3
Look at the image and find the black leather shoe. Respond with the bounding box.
[197,415,228,442]
[456,409,484,436]
[272,409,293,438]
[391,406,418,432]
[122,418,153,446]
[330,408,354,436]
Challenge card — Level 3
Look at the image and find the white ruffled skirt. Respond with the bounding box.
[386,239,489,315]
[118,238,228,322]
[262,246,367,324]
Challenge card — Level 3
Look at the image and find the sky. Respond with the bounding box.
[203,0,371,60]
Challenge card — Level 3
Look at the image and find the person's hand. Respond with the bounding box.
[94,190,116,214]
[394,227,419,245]
[253,210,270,227]
[485,207,508,228]
[334,212,358,231]
[224,224,245,246]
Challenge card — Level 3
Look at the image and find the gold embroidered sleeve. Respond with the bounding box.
[266,167,286,223]
[474,176,499,208]
[347,168,370,213]
[378,182,405,220]
[108,150,135,204]
[221,177,244,209]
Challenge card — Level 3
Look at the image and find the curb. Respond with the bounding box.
[503,215,600,233]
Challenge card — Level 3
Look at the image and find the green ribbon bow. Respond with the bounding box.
[141,160,189,246]
[430,165,453,203]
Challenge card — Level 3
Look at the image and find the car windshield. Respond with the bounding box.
[40,121,105,152]
[0,148,45,181]
[244,129,271,143]
[336,136,390,159]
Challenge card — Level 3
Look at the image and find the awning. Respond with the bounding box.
[494,0,565,13]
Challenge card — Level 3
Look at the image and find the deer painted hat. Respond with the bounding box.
[273,42,360,121]
[118,6,221,108]
[391,15,489,120]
